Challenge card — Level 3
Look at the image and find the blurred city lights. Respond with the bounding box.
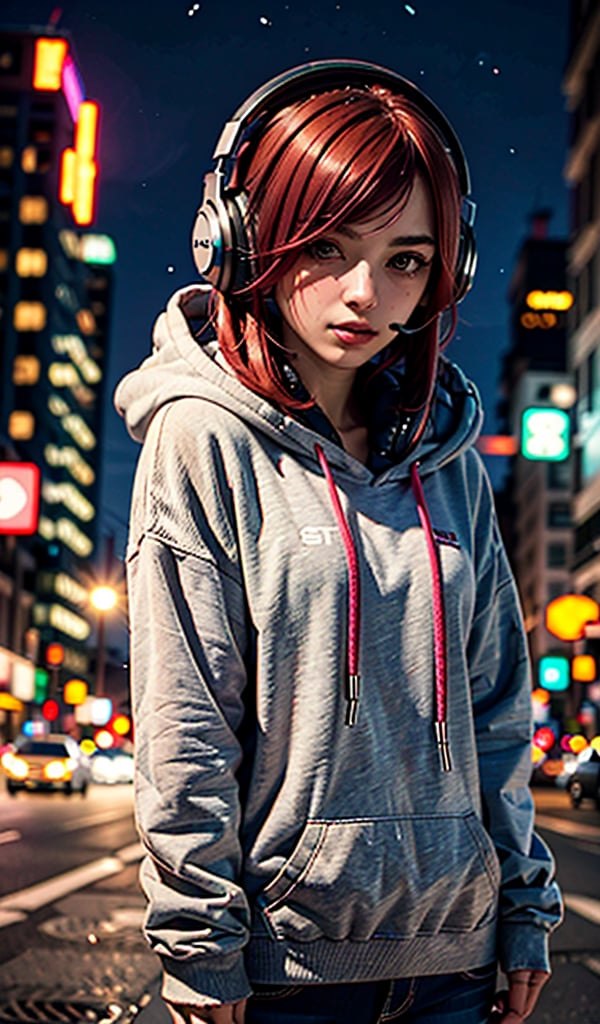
[532,687,551,705]
[546,594,600,642]
[533,726,555,752]
[91,697,112,726]
[94,729,114,749]
[112,714,131,736]
[531,744,546,764]
[569,735,588,754]
[63,678,88,705]
[41,698,60,722]
[572,654,596,682]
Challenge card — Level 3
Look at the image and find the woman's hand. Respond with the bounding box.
[489,970,550,1021]
[166,998,247,1024]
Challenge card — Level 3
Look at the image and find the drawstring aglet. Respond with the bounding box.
[346,673,360,727]
[434,721,452,772]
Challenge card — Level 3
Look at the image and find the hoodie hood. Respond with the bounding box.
[115,284,483,482]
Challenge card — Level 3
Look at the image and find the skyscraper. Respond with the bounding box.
[0,23,115,710]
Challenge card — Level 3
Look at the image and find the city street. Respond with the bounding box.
[0,784,598,1022]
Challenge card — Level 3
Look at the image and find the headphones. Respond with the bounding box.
[191,59,477,303]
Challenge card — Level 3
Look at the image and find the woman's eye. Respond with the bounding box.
[306,239,343,261]
[389,252,431,275]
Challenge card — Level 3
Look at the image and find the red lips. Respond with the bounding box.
[331,322,378,346]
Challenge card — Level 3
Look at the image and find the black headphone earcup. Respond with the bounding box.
[454,220,477,305]
[225,191,255,294]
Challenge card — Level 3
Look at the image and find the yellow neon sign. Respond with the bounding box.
[33,38,68,91]
[520,311,558,330]
[526,290,574,311]
[59,101,100,226]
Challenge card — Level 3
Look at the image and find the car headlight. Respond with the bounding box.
[1,752,29,780]
[44,759,69,781]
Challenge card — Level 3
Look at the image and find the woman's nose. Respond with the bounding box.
[341,260,377,310]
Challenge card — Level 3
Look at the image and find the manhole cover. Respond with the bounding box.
[0,1000,138,1024]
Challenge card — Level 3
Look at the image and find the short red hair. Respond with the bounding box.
[215,84,462,413]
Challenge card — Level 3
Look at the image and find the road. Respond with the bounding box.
[0,783,158,1021]
[0,783,597,1023]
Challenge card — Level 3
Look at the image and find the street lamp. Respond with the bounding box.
[89,584,118,697]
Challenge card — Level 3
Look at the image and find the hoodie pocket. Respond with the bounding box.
[257,812,500,943]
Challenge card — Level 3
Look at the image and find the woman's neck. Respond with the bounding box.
[305,372,369,464]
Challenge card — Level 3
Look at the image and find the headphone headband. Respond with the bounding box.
[213,60,471,197]
[192,59,477,301]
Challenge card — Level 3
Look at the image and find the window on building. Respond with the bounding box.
[15,248,48,277]
[13,300,47,330]
[19,195,49,224]
[0,41,22,77]
[547,459,572,490]
[8,410,35,441]
[547,581,566,604]
[547,502,572,528]
[21,146,37,173]
[588,348,598,413]
[13,354,41,386]
[547,543,568,568]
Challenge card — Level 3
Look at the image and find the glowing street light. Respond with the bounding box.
[89,583,118,697]
[89,585,118,612]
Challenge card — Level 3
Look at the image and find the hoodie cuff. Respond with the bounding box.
[160,952,252,1008]
[498,924,552,975]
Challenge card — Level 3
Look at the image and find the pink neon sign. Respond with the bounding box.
[61,53,85,122]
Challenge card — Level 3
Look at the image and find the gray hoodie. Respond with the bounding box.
[115,284,562,1008]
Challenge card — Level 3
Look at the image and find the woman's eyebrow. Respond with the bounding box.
[388,234,436,248]
[335,224,436,247]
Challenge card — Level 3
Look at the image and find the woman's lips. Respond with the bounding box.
[331,325,378,346]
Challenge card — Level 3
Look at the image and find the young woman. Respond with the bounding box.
[116,61,562,1024]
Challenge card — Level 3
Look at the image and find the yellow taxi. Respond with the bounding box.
[1,733,91,796]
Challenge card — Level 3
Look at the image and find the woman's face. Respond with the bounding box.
[274,175,436,376]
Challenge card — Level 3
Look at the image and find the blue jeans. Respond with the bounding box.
[245,963,497,1023]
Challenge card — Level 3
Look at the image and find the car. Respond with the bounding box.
[1,733,91,796]
[566,748,600,809]
[90,748,134,785]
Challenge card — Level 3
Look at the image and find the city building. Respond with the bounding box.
[562,0,600,724]
[563,1,600,607]
[0,23,115,737]
[497,210,575,673]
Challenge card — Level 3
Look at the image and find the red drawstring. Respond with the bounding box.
[313,445,451,769]
[410,462,452,772]
[315,444,360,726]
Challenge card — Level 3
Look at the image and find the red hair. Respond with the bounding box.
[215,84,462,413]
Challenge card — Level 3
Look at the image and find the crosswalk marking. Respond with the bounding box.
[563,893,600,927]
[0,842,144,928]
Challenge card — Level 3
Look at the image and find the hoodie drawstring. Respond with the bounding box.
[314,445,452,771]
[410,462,452,772]
[315,444,360,726]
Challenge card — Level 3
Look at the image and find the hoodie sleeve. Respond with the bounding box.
[126,401,253,1008]
[466,457,563,975]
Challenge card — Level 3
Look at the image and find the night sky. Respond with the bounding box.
[5,0,570,557]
